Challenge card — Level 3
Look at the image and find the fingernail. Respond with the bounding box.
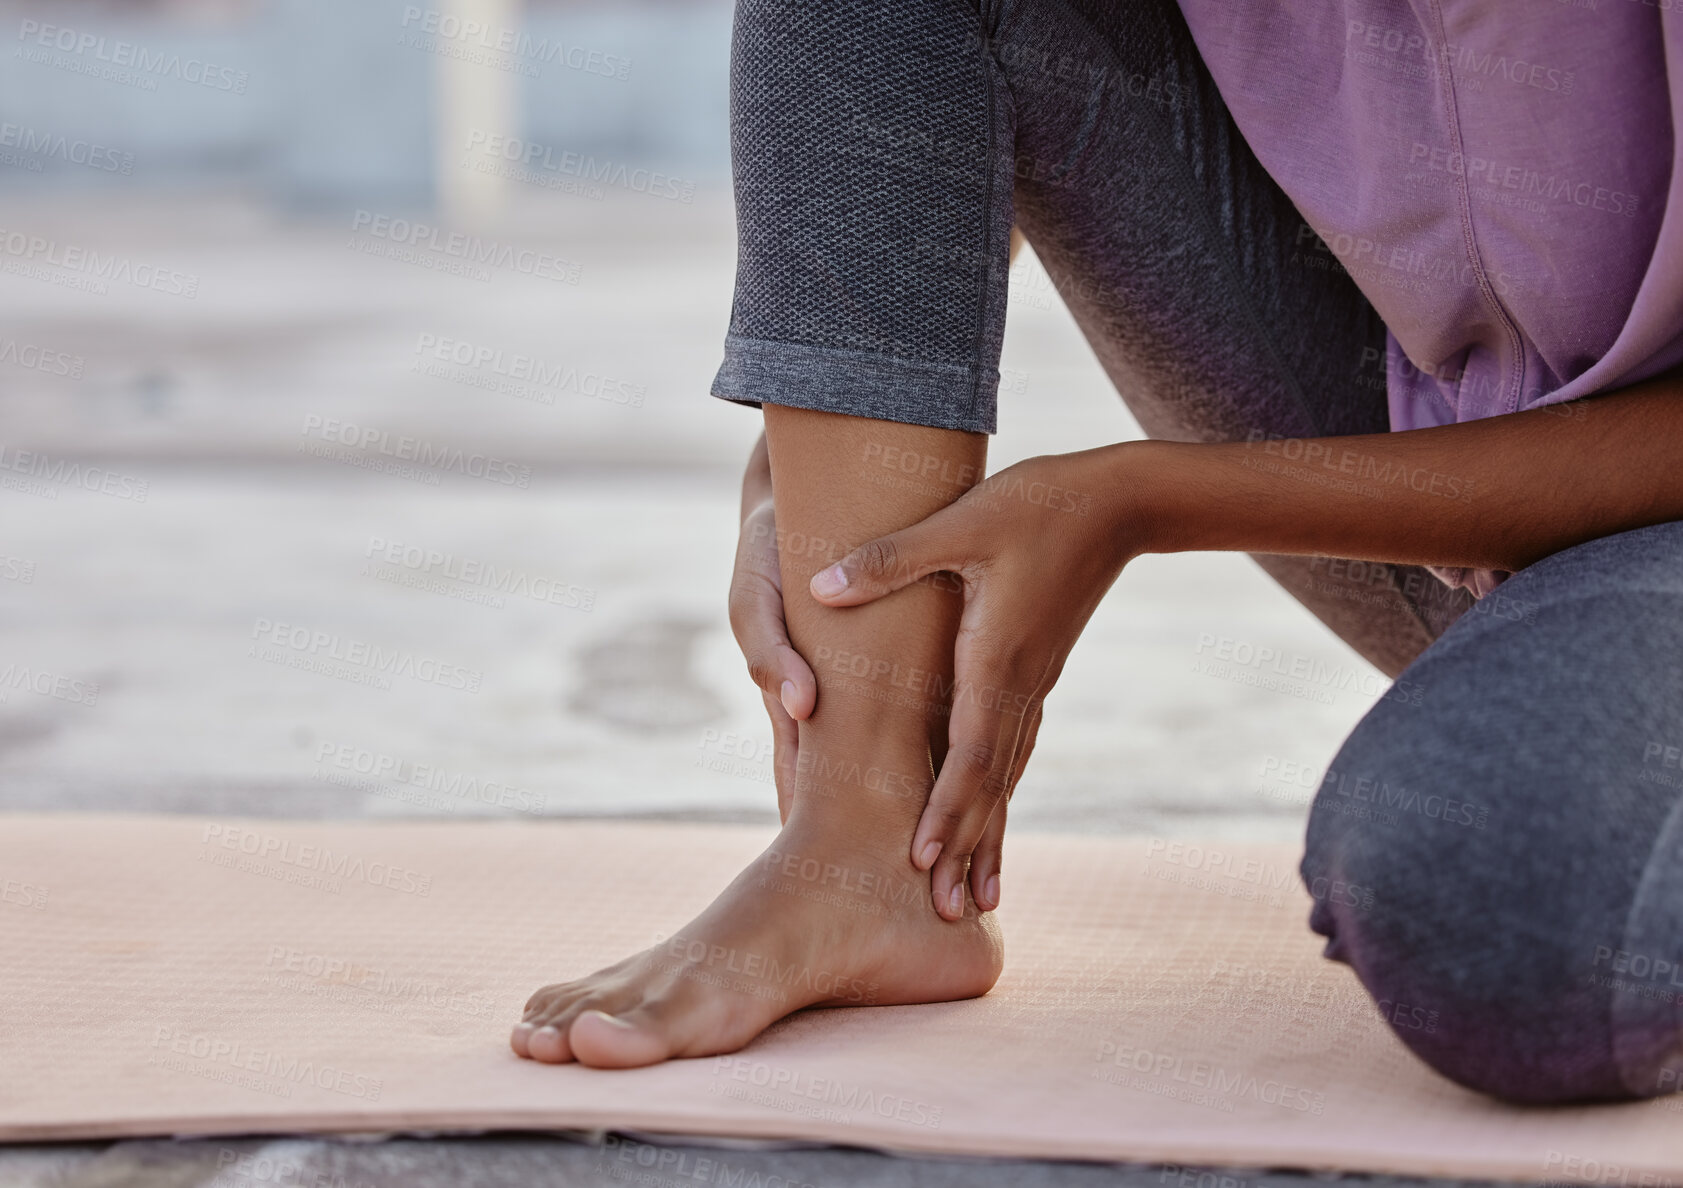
[812,564,848,597]
[917,840,942,869]
[984,875,1000,909]
[780,679,797,717]
[947,884,964,918]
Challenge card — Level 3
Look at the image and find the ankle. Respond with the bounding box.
[782,718,933,841]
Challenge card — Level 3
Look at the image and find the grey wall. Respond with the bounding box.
[0,0,732,205]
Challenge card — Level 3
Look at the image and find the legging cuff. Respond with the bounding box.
[710,334,999,434]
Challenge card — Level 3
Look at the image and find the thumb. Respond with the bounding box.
[809,515,966,607]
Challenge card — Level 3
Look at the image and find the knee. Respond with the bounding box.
[1296,529,1683,1102]
[1300,700,1634,1103]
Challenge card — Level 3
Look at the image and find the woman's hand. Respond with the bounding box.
[729,434,817,822]
[808,447,1141,918]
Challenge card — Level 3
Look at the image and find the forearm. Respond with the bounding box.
[1123,373,1683,573]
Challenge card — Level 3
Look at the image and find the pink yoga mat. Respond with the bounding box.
[1,814,1676,1181]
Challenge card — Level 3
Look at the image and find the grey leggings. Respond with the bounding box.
[712,0,1683,1102]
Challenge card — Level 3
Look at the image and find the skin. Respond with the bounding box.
[804,370,1683,916]
[512,213,1681,1062]
[511,407,1002,1068]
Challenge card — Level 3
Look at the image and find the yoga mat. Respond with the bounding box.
[1,814,1677,1180]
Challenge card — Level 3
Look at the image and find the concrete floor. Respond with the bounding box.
[0,192,1438,1187]
[0,1135,1507,1188]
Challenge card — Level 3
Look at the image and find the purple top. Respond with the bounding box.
[1176,2,1683,595]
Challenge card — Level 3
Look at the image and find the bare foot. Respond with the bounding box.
[509,814,1003,1068]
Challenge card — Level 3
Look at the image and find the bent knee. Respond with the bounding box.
[1301,724,1683,1101]
[1304,802,1644,1101]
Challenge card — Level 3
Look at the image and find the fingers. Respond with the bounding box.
[732,502,815,818]
[968,801,1007,912]
[729,557,817,721]
[809,506,976,608]
[915,644,1037,921]
[762,689,798,824]
[968,702,1040,911]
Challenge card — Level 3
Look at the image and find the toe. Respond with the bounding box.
[569,1005,678,1069]
[525,980,600,1026]
[510,1021,537,1058]
[526,1023,574,1064]
[523,983,572,1022]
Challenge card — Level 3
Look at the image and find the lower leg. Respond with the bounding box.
[511,408,1003,1068]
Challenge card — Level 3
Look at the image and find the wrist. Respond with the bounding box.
[1092,438,1189,559]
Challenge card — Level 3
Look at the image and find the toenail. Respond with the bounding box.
[513,1022,534,1034]
[586,1010,634,1031]
[946,884,963,917]
[917,840,942,869]
[984,875,1000,909]
[535,1025,560,1039]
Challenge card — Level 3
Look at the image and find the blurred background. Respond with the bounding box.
[0,0,1386,837]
